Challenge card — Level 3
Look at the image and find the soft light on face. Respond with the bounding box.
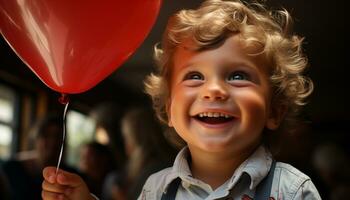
[95,126,110,145]
[167,35,279,155]
[122,119,136,157]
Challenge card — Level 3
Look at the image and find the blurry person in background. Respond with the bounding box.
[78,141,116,199]
[89,102,126,171]
[1,114,79,200]
[312,142,350,200]
[102,106,177,200]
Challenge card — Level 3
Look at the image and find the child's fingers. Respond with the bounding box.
[43,167,58,184]
[56,170,84,187]
[42,167,91,200]
[41,190,68,200]
[42,180,68,194]
[43,167,84,188]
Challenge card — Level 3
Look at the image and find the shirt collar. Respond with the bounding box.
[172,147,192,177]
[228,145,273,190]
[164,145,273,191]
[164,147,192,186]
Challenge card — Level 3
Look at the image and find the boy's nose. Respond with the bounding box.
[201,80,229,101]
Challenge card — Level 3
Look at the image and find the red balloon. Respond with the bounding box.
[0,0,161,93]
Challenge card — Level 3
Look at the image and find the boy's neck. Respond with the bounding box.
[188,145,258,190]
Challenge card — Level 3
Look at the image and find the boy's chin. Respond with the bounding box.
[192,139,234,153]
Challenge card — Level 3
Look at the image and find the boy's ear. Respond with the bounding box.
[166,99,173,127]
[266,104,288,130]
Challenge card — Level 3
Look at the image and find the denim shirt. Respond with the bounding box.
[138,146,321,200]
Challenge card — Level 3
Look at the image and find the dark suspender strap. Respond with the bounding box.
[254,160,276,200]
[161,177,182,200]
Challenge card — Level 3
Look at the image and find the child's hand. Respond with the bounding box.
[42,167,94,200]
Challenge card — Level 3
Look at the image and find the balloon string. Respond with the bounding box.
[56,99,69,174]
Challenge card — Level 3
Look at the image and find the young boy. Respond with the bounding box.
[41,0,321,199]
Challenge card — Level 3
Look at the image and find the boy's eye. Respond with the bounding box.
[227,71,250,81]
[184,71,204,80]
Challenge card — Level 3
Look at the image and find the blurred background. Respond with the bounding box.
[0,0,348,199]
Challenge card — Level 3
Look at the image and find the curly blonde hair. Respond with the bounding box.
[145,0,313,148]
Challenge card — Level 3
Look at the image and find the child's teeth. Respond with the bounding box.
[198,112,231,118]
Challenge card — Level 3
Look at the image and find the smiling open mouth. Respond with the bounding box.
[194,112,234,124]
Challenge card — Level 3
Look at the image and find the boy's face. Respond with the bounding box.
[167,35,281,155]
